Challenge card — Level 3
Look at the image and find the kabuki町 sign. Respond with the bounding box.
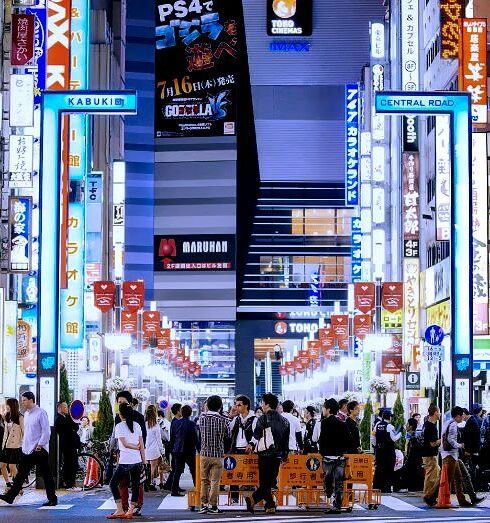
[154,234,235,271]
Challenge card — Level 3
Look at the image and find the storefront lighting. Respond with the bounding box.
[104,333,132,351]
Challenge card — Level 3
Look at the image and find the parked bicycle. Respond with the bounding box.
[74,440,114,491]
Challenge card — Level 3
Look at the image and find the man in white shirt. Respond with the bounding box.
[0,391,57,506]
[281,400,303,452]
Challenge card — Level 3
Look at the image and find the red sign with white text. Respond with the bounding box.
[11,14,35,66]
[354,283,376,313]
[382,282,403,312]
[93,281,115,313]
[121,311,138,334]
[353,314,372,340]
[142,311,161,335]
[123,281,145,312]
[331,315,349,340]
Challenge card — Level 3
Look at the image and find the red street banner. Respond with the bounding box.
[354,282,376,313]
[307,340,320,360]
[353,314,372,340]
[157,328,171,350]
[319,328,335,350]
[381,282,403,312]
[331,315,349,340]
[123,281,144,312]
[12,14,35,66]
[121,311,138,334]
[93,281,115,312]
[142,311,161,335]
[381,334,403,374]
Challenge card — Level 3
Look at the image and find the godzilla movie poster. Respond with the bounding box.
[155,0,244,138]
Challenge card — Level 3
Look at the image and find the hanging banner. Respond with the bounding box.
[403,259,420,364]
[353,314,372,340]
[9,197,32,273]
[440,0,464,59]
[381,334,403,374]
[345,84,360,206]
[435,116,451,241]
[354,282,375,313]
[402,152,420,258]
[93,281,115,313]
[381,282,403,312]
[142,311,161,335]
[459,19,488,124]
[122,281,145,312]
[331,315,349,340]
[155,0,244,137]
[121,311,138,335]
[12,14,35,66]
[472,133,488,334]
[318,328,335,351]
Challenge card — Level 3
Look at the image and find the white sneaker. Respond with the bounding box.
[67,487,82,492]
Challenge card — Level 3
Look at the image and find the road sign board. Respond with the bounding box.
[405,371,420,390]
[425,324,445,346]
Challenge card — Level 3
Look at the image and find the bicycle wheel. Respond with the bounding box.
[76,452,103,491]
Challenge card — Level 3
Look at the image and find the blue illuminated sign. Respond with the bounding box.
[351,216,362,282]
[345,84,360,206]
[375,90,472,401]
[39,90,137,354]
[268,41,310,52]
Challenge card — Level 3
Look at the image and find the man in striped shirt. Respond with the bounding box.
[198,395,230,514]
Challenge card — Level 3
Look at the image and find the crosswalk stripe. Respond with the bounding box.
[381,495,424,511]
[97,498,116,510]
[38,505,74,510]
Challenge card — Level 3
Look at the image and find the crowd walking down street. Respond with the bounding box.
[0,391,490,521]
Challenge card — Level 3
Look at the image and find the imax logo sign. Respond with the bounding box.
[269,41,310,53]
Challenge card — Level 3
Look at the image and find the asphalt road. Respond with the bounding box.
[0,488,489,522]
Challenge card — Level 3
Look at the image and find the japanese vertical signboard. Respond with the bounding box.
[402,152,420,258]
[11,14,35,66]
[155,0,244,137]
[459,19,487,124]
[472,133,488,334]
[440,0,464,59]
[9,197,32,273]
[400,0,419,91]
[345,84,359,206]
[403,259,420,365]
[9,74,34,127]
[435,116,451,240]
[9,135,34,188]
[351,216,362,282]
[26,2,48,104]
[46,0,71,89]
[60,203,85,349]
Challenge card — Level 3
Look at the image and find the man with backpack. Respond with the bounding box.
[421,405,441,505]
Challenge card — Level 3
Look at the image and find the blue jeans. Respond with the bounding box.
[110,463,141,504]
[322,458,345,509]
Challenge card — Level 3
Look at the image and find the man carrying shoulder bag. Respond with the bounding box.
[245,393,289,514]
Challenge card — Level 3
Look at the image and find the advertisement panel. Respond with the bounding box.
[424,257,450,307]
[9,197,32,273]
[427,300,451,334]
[435,116,451,240]
[10,74,34,127]
[26,2,47,105]
[472,133,488,334]
[345,84,359,206]
[459,19,487,124]
[400,0,419,91]
[402,152,420,258]
[12,14,35,66]
[381,334,402,374]
[267,0,312,36]
[60,203,85,349]
[155,0,244,137]
[46,0,71,89]
[440,0,464,59]
[403,259,420,364]
[154,234,235,271]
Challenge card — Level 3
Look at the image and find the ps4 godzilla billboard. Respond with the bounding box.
[155,0,244,137]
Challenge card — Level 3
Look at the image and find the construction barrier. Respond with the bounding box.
[187,453,380,511]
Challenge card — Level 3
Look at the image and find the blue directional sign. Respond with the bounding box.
[425,325,445,346]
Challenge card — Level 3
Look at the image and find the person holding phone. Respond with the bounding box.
[0,391,57,507]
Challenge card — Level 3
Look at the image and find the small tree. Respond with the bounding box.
[59,364,72,404]
[93,389,114,442]
[392,391,406,451]
[360,396,374,451]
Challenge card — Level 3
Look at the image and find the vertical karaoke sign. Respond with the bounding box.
[345,84,360,206]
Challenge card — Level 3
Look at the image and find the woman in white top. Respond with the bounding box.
[107,403,145,519]
[145,405,164,491]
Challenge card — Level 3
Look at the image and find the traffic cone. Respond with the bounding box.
[84,456,99,489]
[435,464,452,508]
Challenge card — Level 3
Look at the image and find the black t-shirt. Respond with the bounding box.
[422,420,439,457]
